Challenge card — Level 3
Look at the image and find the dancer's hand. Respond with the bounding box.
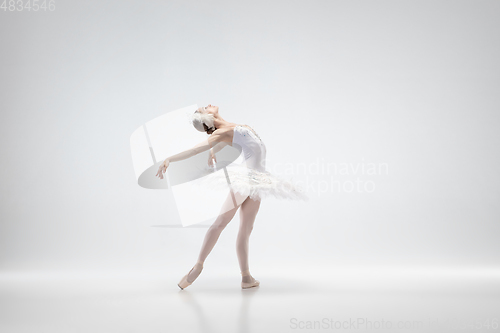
[156,159,169,179]
[208,151,217,167]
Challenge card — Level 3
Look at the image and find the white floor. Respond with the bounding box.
[1,265,499,333]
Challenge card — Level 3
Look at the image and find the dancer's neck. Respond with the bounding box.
[213,114,236,129]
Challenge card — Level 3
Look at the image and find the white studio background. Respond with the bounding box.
[0,0,499,275]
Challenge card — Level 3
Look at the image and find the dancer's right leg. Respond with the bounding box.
[236,196,261,285]
[187,190,247,282]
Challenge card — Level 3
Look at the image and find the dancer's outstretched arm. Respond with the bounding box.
[211,141,228,155]
[156,131,225,179]
[208,141,228,166]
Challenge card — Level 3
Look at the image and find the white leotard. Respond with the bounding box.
[231,125,267,172]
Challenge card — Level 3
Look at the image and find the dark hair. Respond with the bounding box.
[204,123,217,135]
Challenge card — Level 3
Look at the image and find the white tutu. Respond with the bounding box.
[194,163,309,201]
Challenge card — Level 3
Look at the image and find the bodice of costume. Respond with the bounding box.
[231,125,267,172]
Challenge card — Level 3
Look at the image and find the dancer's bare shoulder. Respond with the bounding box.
[212,125,238,144]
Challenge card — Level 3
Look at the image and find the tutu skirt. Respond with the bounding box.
[194,163,309,201]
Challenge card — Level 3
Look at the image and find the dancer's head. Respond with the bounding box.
[192,104,219,134]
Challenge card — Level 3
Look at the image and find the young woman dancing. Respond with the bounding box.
[156,104,307,290]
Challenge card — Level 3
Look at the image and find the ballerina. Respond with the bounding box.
[156,104,307,289]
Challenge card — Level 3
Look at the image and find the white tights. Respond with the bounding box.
[186,190,261,283]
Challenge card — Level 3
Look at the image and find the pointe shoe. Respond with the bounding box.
[178,260,204,290]
[241,269,260,289]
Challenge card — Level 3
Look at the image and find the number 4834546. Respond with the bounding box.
[1,0,56,11]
